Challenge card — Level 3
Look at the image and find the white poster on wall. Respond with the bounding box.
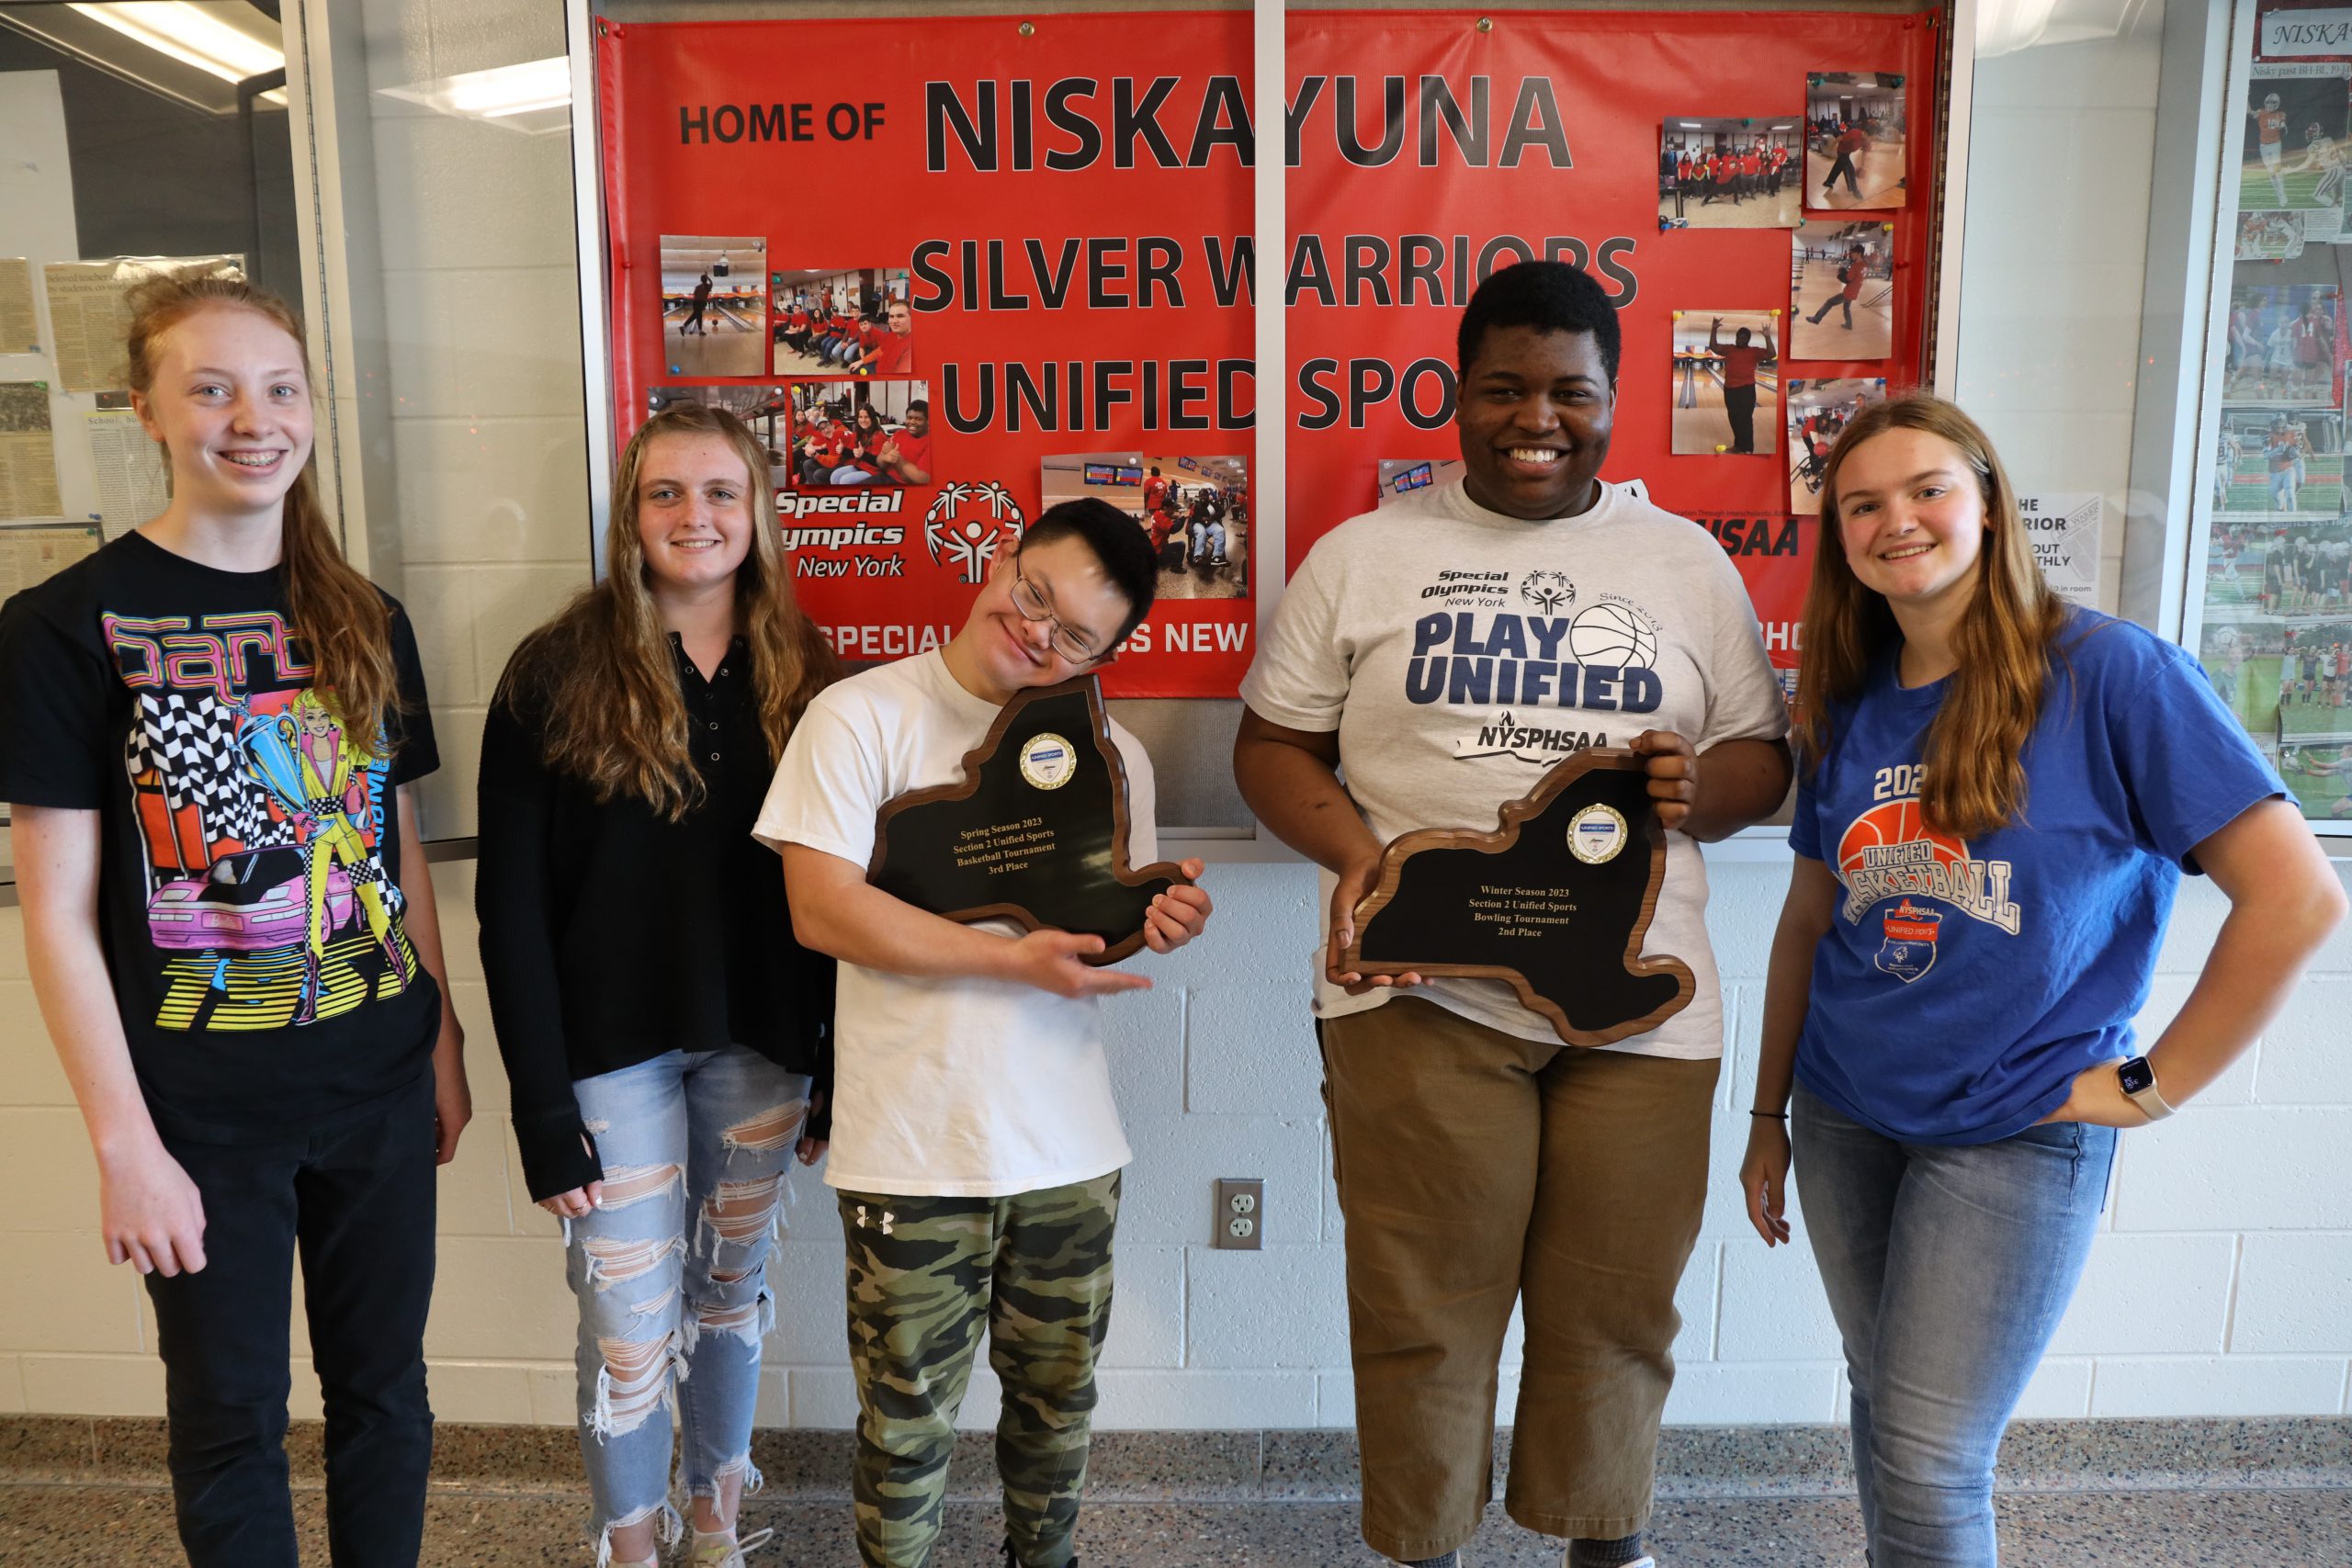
[2019,491,2102,607]
[43,254,243,395]
[86,408,168,537]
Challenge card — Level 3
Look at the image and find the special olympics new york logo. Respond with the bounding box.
[1520,570,1575,615]
[923,481,1026,584]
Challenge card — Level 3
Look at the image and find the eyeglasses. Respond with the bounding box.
[1008,556,1100,662]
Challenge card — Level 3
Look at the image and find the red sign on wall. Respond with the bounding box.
[1284,8,1942,680]
[598,13,1257,695]
[600,9,1944,699]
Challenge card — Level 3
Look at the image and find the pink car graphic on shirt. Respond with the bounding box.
[147,845,354,953]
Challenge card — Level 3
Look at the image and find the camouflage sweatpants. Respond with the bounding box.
[838,1171,1121,1568]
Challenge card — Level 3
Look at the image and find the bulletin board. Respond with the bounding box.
[574,0,1970,840]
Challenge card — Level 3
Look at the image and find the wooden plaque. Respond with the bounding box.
[869,676,1188,964]
[1343,748,1696,1046]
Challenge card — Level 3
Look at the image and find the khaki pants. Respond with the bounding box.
[1320,996,1718,1561]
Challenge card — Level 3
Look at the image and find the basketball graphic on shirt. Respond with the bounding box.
[1835,797,1968,880]
[1567,602,1657,669]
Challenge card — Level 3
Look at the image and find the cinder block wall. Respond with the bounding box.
[5,2,2348,1429]
[6,858,2350,1427]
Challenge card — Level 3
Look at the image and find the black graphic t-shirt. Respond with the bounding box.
[0,533,441,1142]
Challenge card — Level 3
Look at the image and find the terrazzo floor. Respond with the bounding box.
[3,1483,2347,1565]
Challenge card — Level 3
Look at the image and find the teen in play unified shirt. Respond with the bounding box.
[1238,262,1790,1568]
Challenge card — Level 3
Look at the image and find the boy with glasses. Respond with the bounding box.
[757,499,1213,1568]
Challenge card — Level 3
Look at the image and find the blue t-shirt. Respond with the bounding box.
[1788,609,2284,1145]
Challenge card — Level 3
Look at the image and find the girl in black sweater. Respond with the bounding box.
[478,403,840,1568]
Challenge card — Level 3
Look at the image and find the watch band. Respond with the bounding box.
[2119,1057,2177,1121]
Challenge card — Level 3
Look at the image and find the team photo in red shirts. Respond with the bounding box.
[786,381,933,489]
[1658,116,1804,229]
[772,265,915,378]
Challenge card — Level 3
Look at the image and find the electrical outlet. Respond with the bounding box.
[1213,1178,1263,1250]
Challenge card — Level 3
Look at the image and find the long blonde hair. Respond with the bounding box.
[126,274,401,756]
[499,404,839,818]
[1796,393,2070,838]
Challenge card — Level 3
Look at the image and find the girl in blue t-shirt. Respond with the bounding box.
[1738,394,2346,1567]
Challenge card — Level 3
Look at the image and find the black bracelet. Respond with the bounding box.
[1749,1110,1788,1119]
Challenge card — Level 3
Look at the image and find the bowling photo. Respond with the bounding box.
[657,234,769,377]
[1806,72,1908,209]
[1790,220,1894,360]
[1670,310,1779,457]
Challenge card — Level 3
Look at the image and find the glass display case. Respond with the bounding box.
[2192,0,2352,834]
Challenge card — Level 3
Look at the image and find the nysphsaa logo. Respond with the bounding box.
[1875,898,1943,984]
[923,482,1026,584]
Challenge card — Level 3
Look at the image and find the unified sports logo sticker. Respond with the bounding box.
[1566,802,1629,863]
[1018,732,1077,790]
[923,481,1026,584]
[1874,898,1943,983]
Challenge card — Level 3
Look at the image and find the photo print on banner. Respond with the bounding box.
[1786,378,1888,514]
[1790,220,1894,359]
[1043,451,1251,605]
[1658,116,1804,230]
[601,14,1254,694]
[773,265,913,377]
[1804,73,1908,209]
[660,235,768,378]
[785,380,933,492]
[1668,310,1779,457]
[2222,281,2343,406]
[647,382,797,488]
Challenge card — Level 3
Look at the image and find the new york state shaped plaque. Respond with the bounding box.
[1344,748,1696,1046]
[868,677,1189,964]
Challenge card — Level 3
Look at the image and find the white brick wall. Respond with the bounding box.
[7,0,2349,1435]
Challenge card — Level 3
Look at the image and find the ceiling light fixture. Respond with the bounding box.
[68,2,281,85]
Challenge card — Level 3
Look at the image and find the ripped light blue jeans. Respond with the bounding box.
[564,1047,810,1563]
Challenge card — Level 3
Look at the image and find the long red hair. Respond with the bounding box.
[126,274,402,756]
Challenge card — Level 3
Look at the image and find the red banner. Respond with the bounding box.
[1285,8,1943,686]
[599,14,1256,695]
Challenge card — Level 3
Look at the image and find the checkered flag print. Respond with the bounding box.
[128,693,295,851]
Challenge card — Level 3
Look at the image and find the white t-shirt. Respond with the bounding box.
[752,651,1149,1196]
[1239,478,1789,1058]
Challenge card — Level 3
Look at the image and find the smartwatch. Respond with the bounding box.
[2116,1055,2176,1121]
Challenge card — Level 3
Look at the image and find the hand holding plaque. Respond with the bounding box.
[868,676,1192,964]
[1341,748,1695,1046]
